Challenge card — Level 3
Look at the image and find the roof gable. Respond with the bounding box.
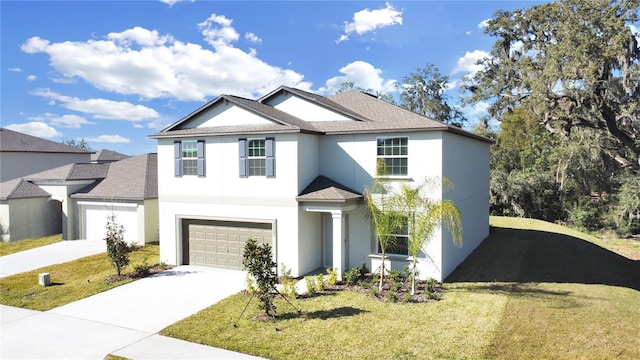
[0,128,91,154]
[0,178,50,200]
[259,86,369,123]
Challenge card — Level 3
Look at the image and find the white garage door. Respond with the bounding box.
[183,219,272,270]
[82,203,138,244]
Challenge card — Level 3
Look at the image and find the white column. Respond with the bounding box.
[331,211,345,281]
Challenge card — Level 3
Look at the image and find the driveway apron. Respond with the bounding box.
[1,266,264,359]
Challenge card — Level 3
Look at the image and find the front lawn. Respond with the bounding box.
[0,234,62,256]
[0,243,160,311]
[161,217,640,359]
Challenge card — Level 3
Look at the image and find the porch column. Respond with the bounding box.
[331,211,345,281]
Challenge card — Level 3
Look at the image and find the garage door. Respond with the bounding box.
[183,219,272,270]
[82,203,138,244]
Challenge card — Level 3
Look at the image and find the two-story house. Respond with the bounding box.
[150,86,491,281]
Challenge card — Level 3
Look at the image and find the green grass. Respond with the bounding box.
[0,243,159,311]
[162,217,640,359]
[0,234,62,256]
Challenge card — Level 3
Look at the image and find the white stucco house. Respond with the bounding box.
[0,153,158,244]
[150,86,491,281]
[0,128,92,182]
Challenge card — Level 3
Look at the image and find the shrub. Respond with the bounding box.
[314,274,325,291]
[105,216,130,276]
[344,266,361,285]
[242,238,277,318]
[280,277,298,299]
[305,276,316,295]
[133,257,150,277]
[326,268,338,285]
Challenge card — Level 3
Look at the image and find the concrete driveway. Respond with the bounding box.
[1,266,265,359]
[0,239,106,277]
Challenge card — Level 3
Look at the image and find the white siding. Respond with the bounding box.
[185,102,274,128]
[265,92,353,122]
[0,152,91,182]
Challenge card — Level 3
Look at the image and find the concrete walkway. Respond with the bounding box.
[0,240,266,359]
[0,239,106,277]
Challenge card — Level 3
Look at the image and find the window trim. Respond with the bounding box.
[376,136,408,177]
[376,215,410,256]
[239,137,275,178]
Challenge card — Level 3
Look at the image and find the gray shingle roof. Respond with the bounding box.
[297,175,363,203]
[0,128,91,153]
[91,149,130,163]
[149,87,492,144]
[25,163,110,181]
[71,153,157,200]
[0,178,50,200]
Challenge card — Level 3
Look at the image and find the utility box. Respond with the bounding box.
[39,273,51,287]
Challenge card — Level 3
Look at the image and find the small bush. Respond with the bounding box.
[280,278,298,299]
[314,274,325,291]
[386,290,397,303]
[326,268,338,285]
[133,257,150,277]
[388,269,402,282]
[344,266,361,285]
[305,276,316,295]
[105,216,130,276]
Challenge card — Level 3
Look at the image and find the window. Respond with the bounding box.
[377,216,409,256]
[174,140,205,177]
[248,139,266,176]
[239,137,275,177]
[377,137,408,176]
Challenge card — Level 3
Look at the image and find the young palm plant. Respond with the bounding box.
[392,178,462,295]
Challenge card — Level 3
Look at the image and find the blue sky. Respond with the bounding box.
[1,0,547,155]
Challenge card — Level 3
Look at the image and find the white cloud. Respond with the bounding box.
[32,88,159,121]
[50,114,95,128]
[630,24,639,43]
[21,15,311,101]
[9,67,23,72]
[465,30,472,36]
[26,75,37,81]
[85,134,131,143]
[452,50,490,76]
[5,121,62,138]
[158,0,194,7]
[337,2,403,43]
[322,60,397,95]
[466,101,490,117]
[478,19,491,29]
[245,32,262,44]
[199,14,240,47]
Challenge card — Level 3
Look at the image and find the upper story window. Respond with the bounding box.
[174,140,205,177]
[239,137,275,178]
[377,137,408,176]
[248,139,266,176]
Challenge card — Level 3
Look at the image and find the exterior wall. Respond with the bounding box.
[440,132,491,280]
[186,102,273,128]
[143,199,159,243]
[0,203,9,241]
[38,182,94,240]
[157,133,304,275]
[0,197,61,242]
[265,92,352,122]
[297,209,322,274]
[0,152,91,182]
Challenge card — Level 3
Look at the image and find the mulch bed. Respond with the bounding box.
[105,263,174,284]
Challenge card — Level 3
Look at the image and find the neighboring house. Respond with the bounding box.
[91,149,130,163]
[0,128,92,182]
[0,154,158,244]
[150,86,491,281]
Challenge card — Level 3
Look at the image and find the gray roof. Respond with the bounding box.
[297,175,363,203]
[25,163,110,181]
[71,153,157,200]
[0,178,50,200]
[0,128,91,154]
[149,87,492,144]
[91,149,130,163]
